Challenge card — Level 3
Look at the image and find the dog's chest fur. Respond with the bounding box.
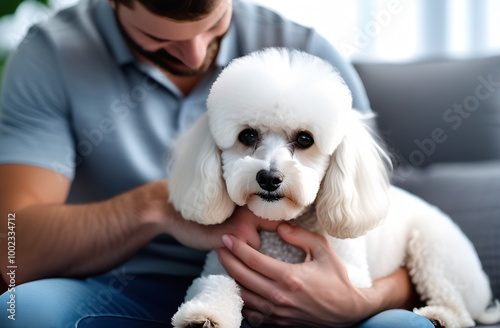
[259,231,306,263]
[258,207,321,263]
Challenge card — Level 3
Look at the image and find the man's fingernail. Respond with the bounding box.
[222,234,233,250]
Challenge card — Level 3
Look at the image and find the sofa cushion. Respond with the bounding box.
[354,56,500,167]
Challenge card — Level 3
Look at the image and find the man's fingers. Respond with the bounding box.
[221,234,290,280]
[226,207,262,249]
[216,244,278,299]
[240,287,301,327]
[240,286,275,317]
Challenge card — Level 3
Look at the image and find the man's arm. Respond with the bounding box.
[0,164,271,285]
[0,164,167,284]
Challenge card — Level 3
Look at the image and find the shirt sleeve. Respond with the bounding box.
[0,25,76,179]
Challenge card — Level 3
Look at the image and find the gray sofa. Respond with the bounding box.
[354,56,500,327]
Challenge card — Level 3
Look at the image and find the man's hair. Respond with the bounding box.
[114,0,221,21]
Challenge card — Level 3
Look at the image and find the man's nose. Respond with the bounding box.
[177,36,208,69]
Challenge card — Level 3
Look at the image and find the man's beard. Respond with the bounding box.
[128,34,224,76]
[115,9,225,76]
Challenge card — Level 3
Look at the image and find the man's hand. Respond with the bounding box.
[167,205,281,252]
[216,224,417,327]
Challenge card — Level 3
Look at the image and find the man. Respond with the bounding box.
[0,0,433,327]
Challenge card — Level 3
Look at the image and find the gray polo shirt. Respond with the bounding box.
[0,0,370,276]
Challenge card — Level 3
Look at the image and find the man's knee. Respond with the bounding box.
[0,278,101,328]
[358,309,434,328]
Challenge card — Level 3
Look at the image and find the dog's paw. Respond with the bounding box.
[186,323,214,328]
[414,305,475,328]
[172,299,242,328]
[172,275,243,328]
[171,301,218,328]
[172,302,236,328]
[428,319,445,328]
[182,316,219,328]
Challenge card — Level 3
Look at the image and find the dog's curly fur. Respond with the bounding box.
[168,48,500,328]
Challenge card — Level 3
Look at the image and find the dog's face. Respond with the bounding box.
[207,49,351,220]
[220,125,332,220]
[169,48,391,238]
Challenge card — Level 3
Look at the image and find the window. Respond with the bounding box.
[250,0,500,61]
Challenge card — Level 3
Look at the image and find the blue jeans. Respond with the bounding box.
[0,270,434,328]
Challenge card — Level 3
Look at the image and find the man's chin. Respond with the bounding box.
[154,60,205,77]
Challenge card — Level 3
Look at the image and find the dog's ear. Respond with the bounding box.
[315,111,391,239]
[168,114,235,225]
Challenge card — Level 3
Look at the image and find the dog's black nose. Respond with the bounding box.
[256,169,283,192]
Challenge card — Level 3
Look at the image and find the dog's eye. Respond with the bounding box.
[238,129,259,146]
[295,132,314,148]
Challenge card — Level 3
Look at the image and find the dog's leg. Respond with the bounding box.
[172,251,243,328]
[406,229,476,328]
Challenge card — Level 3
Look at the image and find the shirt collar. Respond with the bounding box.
[93,0,135,66]
[215,22,239,68]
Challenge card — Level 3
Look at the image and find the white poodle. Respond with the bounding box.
[168,48,500,328]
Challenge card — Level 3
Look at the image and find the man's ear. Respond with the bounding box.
[315,111,392,239]
[168,114,235,225]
